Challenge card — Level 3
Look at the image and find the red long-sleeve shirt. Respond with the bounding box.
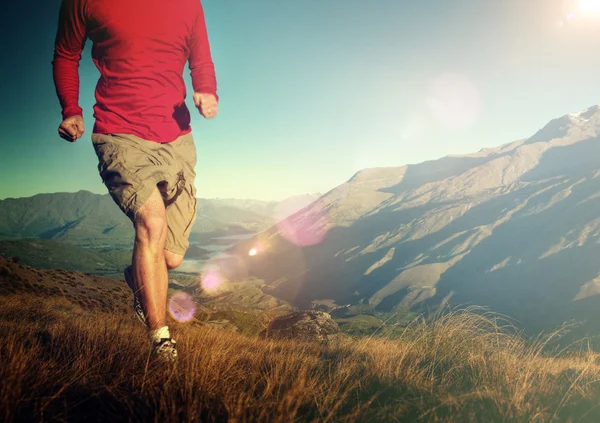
[53,0,218,143]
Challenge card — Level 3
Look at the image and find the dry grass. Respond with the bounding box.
[2,295,600,422]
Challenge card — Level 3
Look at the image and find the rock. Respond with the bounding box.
[259,310,341,344]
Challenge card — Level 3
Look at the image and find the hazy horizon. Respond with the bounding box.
[0,188,322,202]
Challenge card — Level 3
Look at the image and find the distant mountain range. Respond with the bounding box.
[233,105,600,336]
[0,239,131,277]
[0,191,319,249]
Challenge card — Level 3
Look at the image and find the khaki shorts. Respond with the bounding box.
[91,132,197,256]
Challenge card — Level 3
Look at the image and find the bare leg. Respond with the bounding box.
[132,187,169,330]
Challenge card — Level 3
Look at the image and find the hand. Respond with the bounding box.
[193,92,218,119]
[58,115,85,142]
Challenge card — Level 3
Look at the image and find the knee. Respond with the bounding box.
[135,212,166,247]
[165,251,184,270]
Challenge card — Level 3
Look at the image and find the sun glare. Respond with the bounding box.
[580,0,600,14]
[168,291,196,323]
[249,248,258,256]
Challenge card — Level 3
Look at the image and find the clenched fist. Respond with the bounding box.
[58,115,85,142]
[193,92,218,119]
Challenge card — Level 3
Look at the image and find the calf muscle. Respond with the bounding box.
[132,188,169,330]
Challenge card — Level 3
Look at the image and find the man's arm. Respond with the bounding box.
[53,0,87,131]
[189,1,218,118]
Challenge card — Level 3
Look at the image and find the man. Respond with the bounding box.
[53,0,218,362]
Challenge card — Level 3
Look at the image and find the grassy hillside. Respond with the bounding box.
[3,294,600,422]
[0,255,292,336]
[2,259,600,421]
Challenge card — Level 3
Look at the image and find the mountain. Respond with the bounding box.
[193,199,275,234]
[197,194,321,222]
[268,194,323,221]
[0,192,317,249]
[0,191,132,248]
[232,105,600,336]
[0,239,132,277]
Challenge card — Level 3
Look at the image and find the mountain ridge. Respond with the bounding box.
[230,104,600,337]
[0,191,319,249]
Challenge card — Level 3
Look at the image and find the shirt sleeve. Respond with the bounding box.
[188,1,218,101]
[52,0,88,120]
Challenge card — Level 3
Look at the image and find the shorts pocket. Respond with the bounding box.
[183,182,197,237]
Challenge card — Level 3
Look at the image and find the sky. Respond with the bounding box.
[1,0,600,201]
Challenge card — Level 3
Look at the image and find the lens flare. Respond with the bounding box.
[276,204,329,247]
[209,252,249,282]
[168,291,196,323]
[201,269,221,292]
[247,241,267,257]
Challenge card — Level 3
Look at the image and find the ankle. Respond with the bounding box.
[149,326,171,343]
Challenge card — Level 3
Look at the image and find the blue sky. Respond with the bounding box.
[1,0,600,200]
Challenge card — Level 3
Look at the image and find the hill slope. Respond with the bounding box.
[2,257,600,422]
[233,105,600,336]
